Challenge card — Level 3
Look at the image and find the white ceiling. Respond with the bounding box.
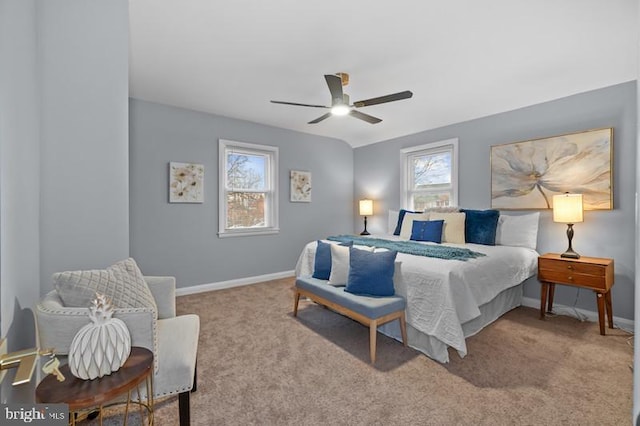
[129,0,638,148]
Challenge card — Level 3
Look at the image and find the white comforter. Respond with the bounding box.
[295,234,538,360]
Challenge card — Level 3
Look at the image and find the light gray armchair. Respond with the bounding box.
[36,276,199,425]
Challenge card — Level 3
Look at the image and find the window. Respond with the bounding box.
[219,139,279,237]
[400,138,458,210]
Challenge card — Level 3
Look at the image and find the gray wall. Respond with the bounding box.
[355,81,636,321]
[39,0,130,290]
[634,10,640,419]
[129,99,354,288]
[0,0,41,356]
[0,0,41,403]
[0,0,129,402]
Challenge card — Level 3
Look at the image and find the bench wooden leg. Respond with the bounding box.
[369,319,377,365]
[399,313,408,347]
[293,290,301,317]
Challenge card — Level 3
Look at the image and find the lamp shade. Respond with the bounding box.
[552,193,583,223]
[359,199,373,216]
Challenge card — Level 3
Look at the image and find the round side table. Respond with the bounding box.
[36,347,154,426]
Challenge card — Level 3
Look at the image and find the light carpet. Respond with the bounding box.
[86,277,633,425]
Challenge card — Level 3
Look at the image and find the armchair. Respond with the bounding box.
[36,276,199,425]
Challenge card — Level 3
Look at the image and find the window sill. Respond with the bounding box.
[218,228,280,238]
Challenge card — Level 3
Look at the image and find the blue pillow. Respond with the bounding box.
[393,209,419,235]
[410,220,444,243]
[460,209,500,245]
[345,248,397,297]
[312,240,352,280]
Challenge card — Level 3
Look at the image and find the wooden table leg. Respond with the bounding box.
[540,282,549,319]
[604,290,614,329]
[596,292,606,335]
[293,290,301,317]
[547,283,555,313]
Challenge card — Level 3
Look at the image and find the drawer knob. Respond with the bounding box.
[567,265,574,270]
[568,276,573,280]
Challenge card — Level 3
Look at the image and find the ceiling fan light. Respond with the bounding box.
[331,104,350,116]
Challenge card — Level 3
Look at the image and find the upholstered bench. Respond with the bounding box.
[293,276,407,364]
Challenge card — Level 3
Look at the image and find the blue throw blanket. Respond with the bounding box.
[326,235,485,261]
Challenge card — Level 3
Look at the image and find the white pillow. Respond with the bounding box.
[495,212,540,249]
[388,210,399,234]
[54,258,157,314]
[328,244,375,286]
[429,212,466,244]
[399,212,430,240]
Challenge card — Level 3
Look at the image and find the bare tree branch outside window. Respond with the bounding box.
[226,153,267,228]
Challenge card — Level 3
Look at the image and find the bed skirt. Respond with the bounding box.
[378,283,524,363]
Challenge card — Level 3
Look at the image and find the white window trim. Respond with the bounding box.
[400,138,459,209]
[218,139,279,238]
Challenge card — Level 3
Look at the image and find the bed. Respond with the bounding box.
[295,212,539,363]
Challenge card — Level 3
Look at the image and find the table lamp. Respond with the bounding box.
[359,199,373,235]
[552,193,583,259]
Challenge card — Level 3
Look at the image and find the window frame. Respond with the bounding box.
[218,139,279,238]
[400,138,459,210]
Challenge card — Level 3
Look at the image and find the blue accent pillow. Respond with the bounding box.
[345,248,398,297]
[393,209,419,235]
[410,220,444,243]
[460,209,500,245]
[312,240,352,280]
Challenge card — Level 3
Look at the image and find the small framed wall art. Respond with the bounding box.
[290,170,311,202]
[169,162,204,203]
[491,128,612,210]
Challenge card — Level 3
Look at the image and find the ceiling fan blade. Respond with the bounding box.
[308,112,332,124]
[271,100,329,108]
[324,74,344,103]
[349,110,382,124]
[353,90,413,108]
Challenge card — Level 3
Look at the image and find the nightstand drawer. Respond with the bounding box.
[538,258,606,277]
[537,254,613,291]
[538,268,607,290]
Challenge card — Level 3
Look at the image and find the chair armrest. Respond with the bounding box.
[145,276,176,319]
[36,291,157,359]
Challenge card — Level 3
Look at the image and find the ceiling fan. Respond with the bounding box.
[270,73,413,124]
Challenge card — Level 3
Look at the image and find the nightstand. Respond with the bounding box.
[538,253,614,335]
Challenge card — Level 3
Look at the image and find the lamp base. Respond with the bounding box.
[561,223,580,259]
[560,249,580,259]
[360,216,370,236]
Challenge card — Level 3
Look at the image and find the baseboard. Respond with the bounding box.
[521,296,634,332]
[175,270,295,296]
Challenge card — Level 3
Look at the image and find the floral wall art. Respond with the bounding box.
[169,162,204,203]
[491,128,612,210]
[290,170,311,202]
